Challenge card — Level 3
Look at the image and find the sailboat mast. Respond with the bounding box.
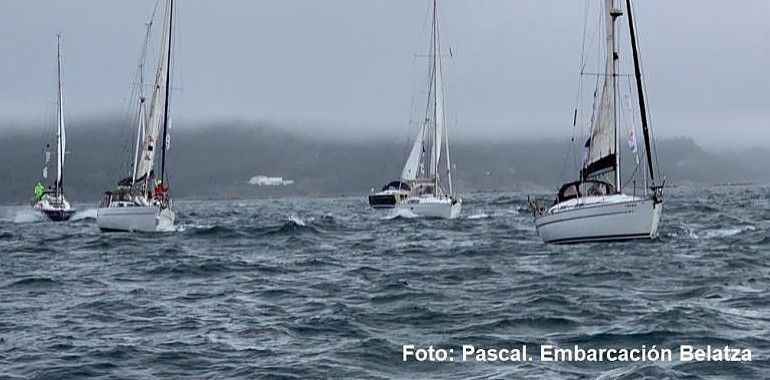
[610,6,622,191]
[56,34,65,197]
[625,0,655,185]
[431,0,439,194]
[160,0,173,185]
[434,1,453,197]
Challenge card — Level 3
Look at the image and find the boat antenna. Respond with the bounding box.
[625,0,656,185]
[160,0,173,186]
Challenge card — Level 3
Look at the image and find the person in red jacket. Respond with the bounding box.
[154,180,168,199]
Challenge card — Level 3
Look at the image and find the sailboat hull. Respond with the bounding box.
[41,209,76,222]
[97,205,175,232]
[368,190,410,209]
[396,196,462,219]
[535,195,661,244]
[32,195,75,221]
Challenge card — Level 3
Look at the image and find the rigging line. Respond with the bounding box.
[635,28,662,178]
[625,0,656,184]
[435,2,453,196]
[120,15,156,184]
[577,0,590,74]
[121,7,159,183]
[564,0,592,180]
[623,161,640,190]
[419,1,436,180]
[626,74,648,189]
[400,55,420,169]
[149,0,161,21]
[567,0,596,180]
[133,17,156,185]
[584,0,604,172]
[116,41,144,183]
[400,3,432,174]
[582,0,602,75]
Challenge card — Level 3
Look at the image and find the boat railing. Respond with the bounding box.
[526,196,546,216]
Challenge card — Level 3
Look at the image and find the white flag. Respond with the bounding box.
[43,166,48,179]
[627,127,637,151]
[625,95,640,164]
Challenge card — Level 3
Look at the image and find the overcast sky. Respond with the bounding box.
[1,0,768,147]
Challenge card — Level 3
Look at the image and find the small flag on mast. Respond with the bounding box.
[625,95,640,164]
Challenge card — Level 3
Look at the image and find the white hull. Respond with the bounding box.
[396,196,462,219]
[97,205,175,232]
[535,194,661,244]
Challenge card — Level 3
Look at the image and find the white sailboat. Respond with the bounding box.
[96,0,176,232]
[392,0,461,219]
[32,35,75,222]
[532,0,663,244]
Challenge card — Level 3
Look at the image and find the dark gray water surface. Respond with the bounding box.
[1,186,768,379]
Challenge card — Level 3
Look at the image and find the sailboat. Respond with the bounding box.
[96,0,176,232]
[391,0,461,219]
[532,0,663,244]
[32,35,75,222]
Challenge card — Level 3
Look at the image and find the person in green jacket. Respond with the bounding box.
[34,182,44,201]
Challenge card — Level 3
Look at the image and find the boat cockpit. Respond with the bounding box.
[381,181,411,192]
[556,180,616,204]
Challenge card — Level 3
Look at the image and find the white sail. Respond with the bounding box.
[56,35,66,191]
[135,0,172,182]
[401,125,425,180]
[432,51,444,182]
[132,19,155,184]
[584,0,618,179]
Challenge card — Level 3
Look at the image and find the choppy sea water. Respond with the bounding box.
[0,186,768,379]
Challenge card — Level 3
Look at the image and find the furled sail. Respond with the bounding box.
[583,0,617,180]
[43,144,49,180]
[43,145,50,180]
[134,0,172,183]
[401,125,425,180]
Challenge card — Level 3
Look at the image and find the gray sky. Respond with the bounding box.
[1,0,769,148]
